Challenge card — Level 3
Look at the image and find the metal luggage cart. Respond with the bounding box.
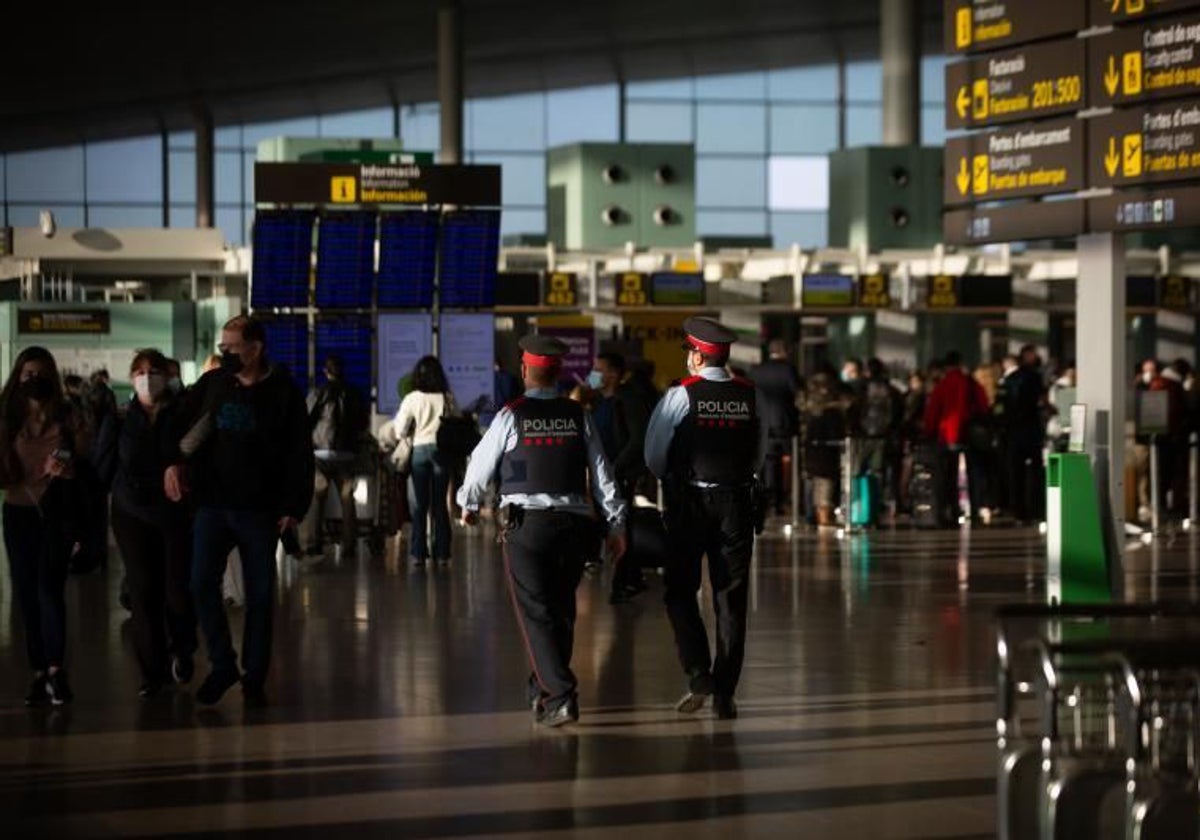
[320,436,389,554]
[995,603,1200,840]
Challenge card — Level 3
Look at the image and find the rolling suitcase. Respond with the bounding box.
[910,443,941,528]
[849,474,878,527]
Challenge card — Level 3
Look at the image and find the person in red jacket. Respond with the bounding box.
[923,351,989,527]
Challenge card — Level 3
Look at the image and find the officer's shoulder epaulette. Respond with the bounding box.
[680,375,704,387]
[730,376,755,389]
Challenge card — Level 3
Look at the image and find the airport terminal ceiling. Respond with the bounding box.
[0,0,942,152]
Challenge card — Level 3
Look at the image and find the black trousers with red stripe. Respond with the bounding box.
[663,484,755,698]
[502,509,592,710]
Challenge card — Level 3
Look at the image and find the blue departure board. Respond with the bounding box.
[251,211,314,309]
[315,212,375,308]
[315,315,373,398]
[262,316,310,390]
[439,209,500,308]
[378,211,438,308]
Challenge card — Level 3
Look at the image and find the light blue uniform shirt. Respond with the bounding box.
[644,367,768,484]
[456,387,627,527]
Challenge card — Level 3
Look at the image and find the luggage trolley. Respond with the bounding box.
[995,603,1200,839]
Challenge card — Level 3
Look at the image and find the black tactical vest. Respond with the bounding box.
[669,375,758,485]
[500,397,588,495]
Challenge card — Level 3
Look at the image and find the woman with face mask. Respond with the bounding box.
[0,346,87,705]
[107,349,197,698]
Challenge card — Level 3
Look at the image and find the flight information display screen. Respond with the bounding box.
[650,272,705,306]
[261,316,310,390]
[378,211,438,308]
[251,211,314,309]
[439,210,500,307]
[315,212,375,309]
[315,314,373,398]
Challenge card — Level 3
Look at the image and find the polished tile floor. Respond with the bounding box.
[1,516,1196,838]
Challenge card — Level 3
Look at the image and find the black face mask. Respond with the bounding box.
[220,352,244,375]
[18,376,55,403]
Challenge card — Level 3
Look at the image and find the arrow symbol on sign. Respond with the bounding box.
[956,157,970,195]
[1105,137,1120,177]
[956,86,970,119]
[1105,56,1120,96]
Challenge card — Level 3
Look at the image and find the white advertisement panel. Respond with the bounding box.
[440,313,494,415]
[376,313,433,416]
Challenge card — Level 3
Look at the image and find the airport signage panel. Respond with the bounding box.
[18,309,111,335]
[945,40,1087,130]
[1092,0,1200,27]
[1088,98,1200,187]
[801,274,856,307]
[944,117,1084,205]
[613,272,649,306]
[943,199,1086,244]
[1160,274,1195,308]
[544,272,578,307]
[1088,11,1200,108]
[1088,183,1200,229]
[945,0,1086,55]
[857,273,892,308]
[254,162,501,206]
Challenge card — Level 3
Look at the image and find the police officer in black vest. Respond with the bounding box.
[644,317,766,719]
[458,335,627,727]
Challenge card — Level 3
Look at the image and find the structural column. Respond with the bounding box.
[437,0,464,164]
[195,106,215,229]
[1076,232,1126,581]
[880,0,921,146]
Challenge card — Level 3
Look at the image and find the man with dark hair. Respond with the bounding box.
[645,317,767,720]
[301,353,369,557]
[750,339,803,516]
[165,314,314,707]
[457,335,626,727]
[588,351,654,604]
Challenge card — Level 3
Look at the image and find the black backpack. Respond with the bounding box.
[861,380,894,437]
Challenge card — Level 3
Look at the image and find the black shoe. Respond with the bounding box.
[536,697,579,728]
[675,671,714,714]
[24,674,48,706]
[172,655,195,686]
[713,695,738,720]
[196,669,240,706]
[139,681,163,699]
[242,681,269,709]
[46,670,73,706]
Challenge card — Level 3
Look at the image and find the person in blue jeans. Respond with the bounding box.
[393,356,457,567]
[165,315,313,707]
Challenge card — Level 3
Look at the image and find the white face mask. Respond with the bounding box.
[133,373,167,402]
[1142,371,1154,385]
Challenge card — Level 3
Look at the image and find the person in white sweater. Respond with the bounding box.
[393,356,457,567]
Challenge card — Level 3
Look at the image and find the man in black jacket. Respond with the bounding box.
[750,339,802,515]
[165,315,314,707]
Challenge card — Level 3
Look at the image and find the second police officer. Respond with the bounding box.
[645,317,766,720]
[457,335,627,727]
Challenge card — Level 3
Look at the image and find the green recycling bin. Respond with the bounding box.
[1045,453,1111,604]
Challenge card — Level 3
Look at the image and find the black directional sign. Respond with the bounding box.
[1088,98,1200,187]
[1088,11,1200,108]
[945,40,1087,130]
[945,1,1086,55]
[1091,0,1200,27]
[944,117,1085,205]
[944,199,1086,245]
[1087,184,1200,230]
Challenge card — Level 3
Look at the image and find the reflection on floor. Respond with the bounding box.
[1,518,1194,837]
